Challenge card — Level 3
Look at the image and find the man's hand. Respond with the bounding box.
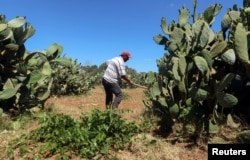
[128,80,134,86]
[121,75,134,86]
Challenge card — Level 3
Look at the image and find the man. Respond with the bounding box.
[102,51,134,110]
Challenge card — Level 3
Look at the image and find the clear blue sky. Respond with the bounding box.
[1,0,240,72]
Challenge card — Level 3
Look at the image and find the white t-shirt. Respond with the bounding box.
[103,56,126,83]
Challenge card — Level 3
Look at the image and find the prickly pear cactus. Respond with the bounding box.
[50,57,100,96]
[145,0,250,142]
[0,15,92,113]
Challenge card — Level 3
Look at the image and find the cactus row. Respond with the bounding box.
[0,15,98,113]
[144,1,250,138]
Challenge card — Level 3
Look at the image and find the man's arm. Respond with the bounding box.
[121,75,134,85]
[104,60,110,70]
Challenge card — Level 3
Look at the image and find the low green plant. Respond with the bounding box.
[0,116,12,131]
[0,111,34,132]
[5,108,139,159]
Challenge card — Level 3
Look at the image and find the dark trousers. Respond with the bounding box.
[102,78,122,109]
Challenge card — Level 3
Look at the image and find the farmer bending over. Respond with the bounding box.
[102,51,134,110]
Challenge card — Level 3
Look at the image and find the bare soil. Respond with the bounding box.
[0,85,208,160]
[45,85,208,160]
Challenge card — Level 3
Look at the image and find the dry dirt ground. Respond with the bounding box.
[45,85,208,160]
[0,85,208,160]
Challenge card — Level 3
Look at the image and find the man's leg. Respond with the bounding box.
[102,78,113,109]
[111,83,122,110]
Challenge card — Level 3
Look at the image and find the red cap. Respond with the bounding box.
[120,51,132,58]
